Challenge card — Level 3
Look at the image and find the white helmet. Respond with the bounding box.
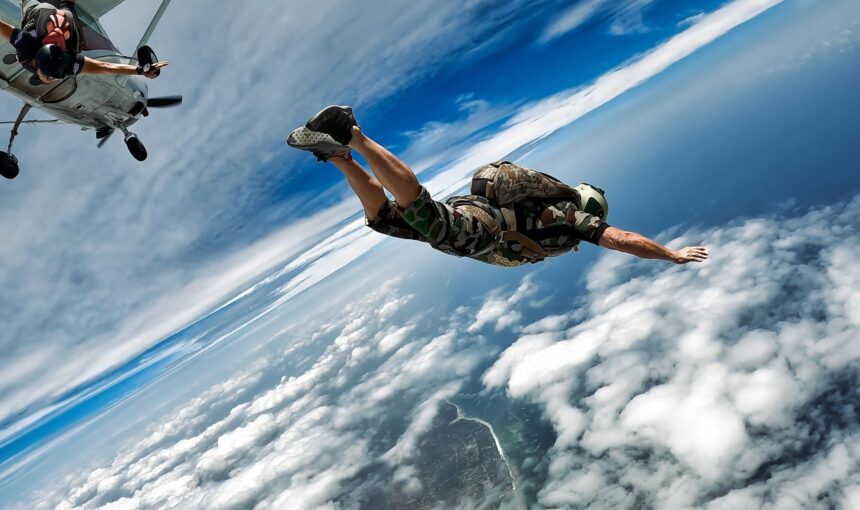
[574,183,609,220]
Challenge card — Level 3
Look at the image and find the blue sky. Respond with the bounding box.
[0,0,859,507]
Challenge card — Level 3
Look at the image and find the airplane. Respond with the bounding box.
[0,0,182,180]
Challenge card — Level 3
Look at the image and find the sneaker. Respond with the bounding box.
[287,126,352,162]
[305,105,357,145]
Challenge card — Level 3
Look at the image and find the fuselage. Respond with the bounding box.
[0,0,147,131]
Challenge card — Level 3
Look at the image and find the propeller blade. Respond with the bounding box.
[147,95,183,108]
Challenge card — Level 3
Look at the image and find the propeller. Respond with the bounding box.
[147,95,183,108]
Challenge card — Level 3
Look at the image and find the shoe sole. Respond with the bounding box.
[287,127,347,153]
[287,127,352,161]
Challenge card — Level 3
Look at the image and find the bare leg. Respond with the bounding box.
[329,156,388,220]
[348,126,421,209]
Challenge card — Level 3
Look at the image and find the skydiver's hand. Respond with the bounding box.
[672,246,709,264]
[141,61,169,79]
[36,68,56,84]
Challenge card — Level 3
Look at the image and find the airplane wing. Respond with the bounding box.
[74,0,172,52]
[76,0,125,19]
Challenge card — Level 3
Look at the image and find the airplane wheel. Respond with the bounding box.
[125,134,148,162]
[0,152,19,180]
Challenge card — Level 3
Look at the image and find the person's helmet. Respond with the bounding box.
[574,183,609,220]
[35,44,69,79]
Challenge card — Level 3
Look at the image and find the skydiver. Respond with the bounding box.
[0,0,168,85]
[287,105,709,268]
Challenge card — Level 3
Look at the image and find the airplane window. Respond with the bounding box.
[7,72,78,104]
[75,8,120,53]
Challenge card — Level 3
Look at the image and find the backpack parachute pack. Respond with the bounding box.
[471,160,580,206]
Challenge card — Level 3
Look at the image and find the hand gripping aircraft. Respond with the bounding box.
[0,0,181,180]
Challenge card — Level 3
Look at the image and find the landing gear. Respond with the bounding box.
[96,126,148,161]
[0,152,18,180]
[124,133,148,161]
[0,104,30,180]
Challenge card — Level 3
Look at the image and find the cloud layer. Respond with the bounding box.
[538,0,657,44]
[18,185,859,508]
[23,277,507,509]
[485,195,860,509]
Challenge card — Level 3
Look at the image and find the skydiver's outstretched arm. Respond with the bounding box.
[598,227,708,264]
[346,126,422,210]
[328,156,388,220]
[81,58,167,79]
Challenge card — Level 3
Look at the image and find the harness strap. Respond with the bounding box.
[514,203,527,234]
[459,201,550,263]
[523,224,578,241]
[526,221,610,245]
[500,203,546,262]
[501,231,548,261]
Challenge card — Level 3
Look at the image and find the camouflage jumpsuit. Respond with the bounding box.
[367,162,610,268]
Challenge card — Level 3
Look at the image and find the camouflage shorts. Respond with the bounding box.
[367,187,500,258]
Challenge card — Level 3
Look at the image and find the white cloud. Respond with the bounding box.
[608,0,655,36]
[538,0,656,44]
[26,276,498,509]
[539,0,609,44]
[485,194,860,508]
[468,275,538,332]
[679,11,706,28]
[15,186,859,509]
[399,96,518,175]
[521,314,569,334]
[381,382,462,465]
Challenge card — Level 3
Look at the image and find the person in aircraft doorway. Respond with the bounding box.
[0,0,167,85]
[288,105,708,268]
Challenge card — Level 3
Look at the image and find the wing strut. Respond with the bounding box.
[7,105,31,153]
[135,0,173,52]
